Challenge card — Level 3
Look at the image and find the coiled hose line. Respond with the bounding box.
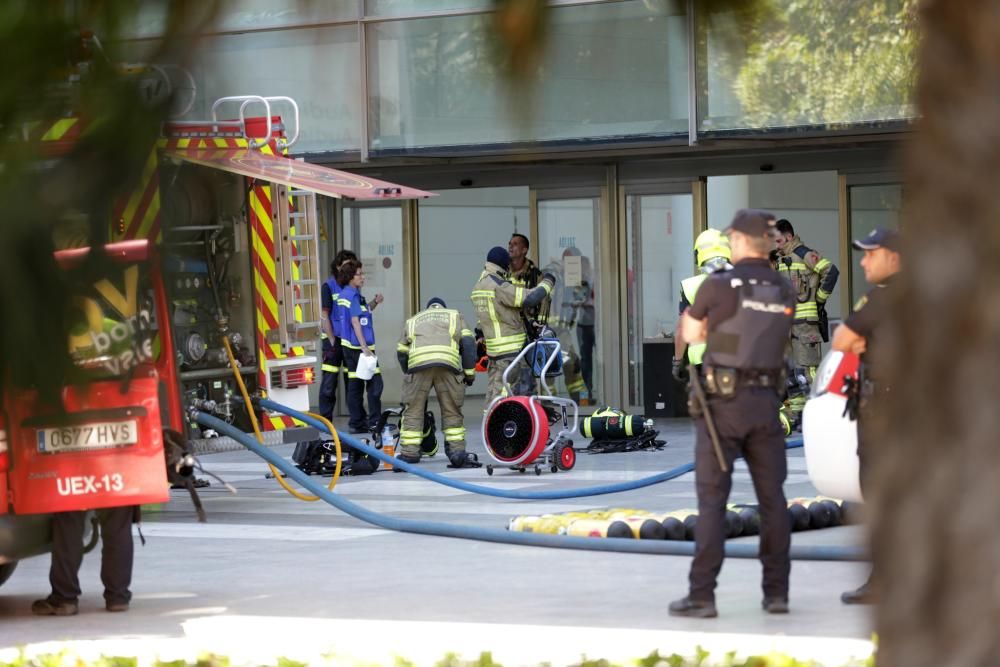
[196,410,866,561]
[222,336,342,500]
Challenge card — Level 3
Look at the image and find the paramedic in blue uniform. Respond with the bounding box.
[669,209,796,619]
[319,249,357,422]
[338,259,384,433]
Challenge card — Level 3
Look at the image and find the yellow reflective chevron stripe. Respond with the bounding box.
[816,289,831,302]
[815,258,832,271]
[321,364,340,373]
[540,281,552,295]
[464,368,475,377]
[41,118,78,141]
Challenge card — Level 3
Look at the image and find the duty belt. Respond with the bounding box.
[703,366,783,397]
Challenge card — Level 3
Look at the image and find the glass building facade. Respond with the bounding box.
[125,0,915,408]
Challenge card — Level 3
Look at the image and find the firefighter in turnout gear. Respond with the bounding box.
[508,233,549,396]
[669,209,796,619]
[396,298,480,469]
[677,231,792,436]
[679,229,732,367]
[472,246,555,409]
[773,219,839,427]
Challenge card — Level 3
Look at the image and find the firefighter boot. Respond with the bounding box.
[392,452,421,473]
[445,444,482,469]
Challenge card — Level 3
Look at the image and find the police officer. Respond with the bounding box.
[472,247,555,409]
[319,249,357,422]
[774,219,840,426]
[669,209,795,618]
[832,227,901,605]
[395,297,479,469]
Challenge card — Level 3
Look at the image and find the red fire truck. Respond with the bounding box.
[0,95,432,588]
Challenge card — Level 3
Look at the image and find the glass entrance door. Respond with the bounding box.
[536,196,600,404]
[847,183,902,305]
[342,203,406,405]
[624,192,694,411]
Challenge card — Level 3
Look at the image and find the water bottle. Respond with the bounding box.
[380,424,395,469]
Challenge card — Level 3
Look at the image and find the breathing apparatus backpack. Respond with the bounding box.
[581,407,666,454]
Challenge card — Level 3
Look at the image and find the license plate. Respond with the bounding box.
[37,420,138,453]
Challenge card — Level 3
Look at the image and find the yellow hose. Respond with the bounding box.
[222,336,341,500]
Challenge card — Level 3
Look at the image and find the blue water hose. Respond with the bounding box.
[197,411,865,561]
[259,397,801,501]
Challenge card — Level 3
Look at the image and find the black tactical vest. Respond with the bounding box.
[704,277,793,371]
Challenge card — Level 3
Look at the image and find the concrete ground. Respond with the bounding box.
[0,402,875,666]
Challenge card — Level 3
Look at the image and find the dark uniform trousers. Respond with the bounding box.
[319,337,345,421]
[343,347,384,432]
[690,386,790,603]
[857,383,890,497]
[50,506,135,605]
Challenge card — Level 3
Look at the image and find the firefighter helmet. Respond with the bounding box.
[694,229,731,267]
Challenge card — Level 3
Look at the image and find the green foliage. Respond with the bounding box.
[0,1,216,403]
[0,647,876,667]
[700,0,918,129]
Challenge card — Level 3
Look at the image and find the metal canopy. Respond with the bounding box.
[163,147,434,201]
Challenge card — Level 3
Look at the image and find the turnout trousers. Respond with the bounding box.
[484,356,514,412]
[400,366,467,457]
[689,386,791,603]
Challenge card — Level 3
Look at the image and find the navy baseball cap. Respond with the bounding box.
[725,209,777,237]
[852,228,901,252]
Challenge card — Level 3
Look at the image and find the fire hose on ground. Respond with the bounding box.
[193,408,866,561]
[258,397,799,501]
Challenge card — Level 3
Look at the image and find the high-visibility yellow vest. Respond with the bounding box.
[680,273,709,365]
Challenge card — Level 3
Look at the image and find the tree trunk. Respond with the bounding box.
[873,1,1000,664]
